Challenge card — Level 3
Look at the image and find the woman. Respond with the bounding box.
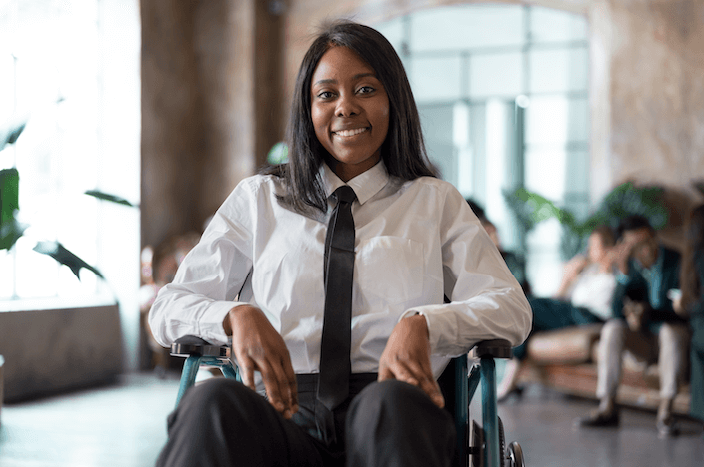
[149,21,531,467]
[673,204,704,423]
[498,225,617,400]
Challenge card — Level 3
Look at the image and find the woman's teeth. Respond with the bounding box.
[334,128,367,137]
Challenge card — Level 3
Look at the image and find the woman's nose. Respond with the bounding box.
[336,93,361,117]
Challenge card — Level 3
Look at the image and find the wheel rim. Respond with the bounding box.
[507,442,525,467]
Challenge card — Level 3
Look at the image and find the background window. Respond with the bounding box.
[0,0,141,367]
[375,5,590,296]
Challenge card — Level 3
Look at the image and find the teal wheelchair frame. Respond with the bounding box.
[170,336,525,467]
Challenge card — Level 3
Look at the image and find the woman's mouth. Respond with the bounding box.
[332,127,369,137]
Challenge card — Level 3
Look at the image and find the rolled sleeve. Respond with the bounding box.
[405,189,532,357]
[148,178,257,347]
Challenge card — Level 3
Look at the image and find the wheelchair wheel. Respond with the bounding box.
[498,416,506,465]
[470,420,484,467]
[506,441,525,467]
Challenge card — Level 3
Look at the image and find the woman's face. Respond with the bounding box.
[310,46,389,182]
[587,232,609,264]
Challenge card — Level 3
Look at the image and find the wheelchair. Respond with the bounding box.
[170,336,526,467]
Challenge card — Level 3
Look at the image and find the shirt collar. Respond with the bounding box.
[321,160,389,206]
[634,245,665,277]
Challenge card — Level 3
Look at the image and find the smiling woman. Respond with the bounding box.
[271,21,436,216]
[147,20,531,467]
[310,46,390,182]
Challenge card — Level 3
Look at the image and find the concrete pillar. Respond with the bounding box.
[141,0,284,250]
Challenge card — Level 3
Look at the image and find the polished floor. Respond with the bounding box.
[0,371,703,467]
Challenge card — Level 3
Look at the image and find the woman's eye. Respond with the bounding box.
[357,86,375,95]
[317,91,334,100]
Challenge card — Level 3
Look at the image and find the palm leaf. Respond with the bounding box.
[505,182,669,260]
[0,119,27,150]
[0,217,27,251]
[84,190,137,207]
[33,240,104,279]
[0,168,25,250]
[505,187,578,232]
[1,168,19,223]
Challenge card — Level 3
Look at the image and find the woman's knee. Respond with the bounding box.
[177,378,262,423]
[347,379,452,432]
[346,380,455,467]
[351,379,426,412]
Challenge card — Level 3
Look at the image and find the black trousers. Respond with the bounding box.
[156,375,456,467]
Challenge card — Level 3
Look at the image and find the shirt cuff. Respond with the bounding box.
[401,305,446,355]
[198,300,250,345]
[398,309,430,328]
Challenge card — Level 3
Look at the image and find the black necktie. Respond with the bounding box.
[318,185,356,410]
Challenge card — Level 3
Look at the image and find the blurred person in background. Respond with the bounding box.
[498,225,618,400]
[575,215,688,437]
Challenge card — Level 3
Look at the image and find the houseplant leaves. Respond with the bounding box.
[504,181,669,259]
[1,119,27,251]
[84,190,137,207]
[0,168,27,251]
[33,240,104,279]
[0,119,27,150]
[1,118,103,280]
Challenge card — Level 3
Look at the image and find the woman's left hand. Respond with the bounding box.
[378,314,445,408]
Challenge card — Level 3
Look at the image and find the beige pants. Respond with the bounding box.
[596,319,690,400]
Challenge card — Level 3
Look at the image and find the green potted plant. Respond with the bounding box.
[504,181,669,260]
[1,118,137,282]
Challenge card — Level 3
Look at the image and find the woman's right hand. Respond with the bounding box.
[610,238,634,274]
[223,305,298,419]
[554,255,588,299]
[564,255,588,278]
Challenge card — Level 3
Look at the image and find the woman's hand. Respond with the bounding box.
[378,314,445,408]
[554,255,588,299]
[224,305,298,419]
[610,238,634,275]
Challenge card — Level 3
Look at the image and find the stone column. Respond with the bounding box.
[140,0,285,368]
[141,0,284,250]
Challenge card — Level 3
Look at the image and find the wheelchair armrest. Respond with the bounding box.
[170,335,229,358]
[470,339,513,359]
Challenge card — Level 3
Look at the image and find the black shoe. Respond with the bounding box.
[574,411,620,428]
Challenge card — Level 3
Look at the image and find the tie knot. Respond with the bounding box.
[333,186,357,205]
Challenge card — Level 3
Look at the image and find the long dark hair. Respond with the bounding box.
[267,20,436,214]
[681,204,704,311]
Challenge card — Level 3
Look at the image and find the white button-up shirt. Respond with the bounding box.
[149,161,531,379]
